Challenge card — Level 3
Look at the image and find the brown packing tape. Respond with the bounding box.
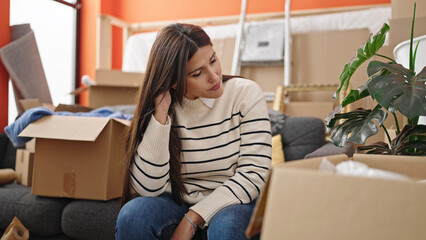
[0,169,16,185]
[0,217,29,240]
[63,171,76,197]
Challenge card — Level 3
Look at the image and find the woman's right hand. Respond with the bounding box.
[153,91,171,125]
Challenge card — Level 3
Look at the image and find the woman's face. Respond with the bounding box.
[184,45,223,100]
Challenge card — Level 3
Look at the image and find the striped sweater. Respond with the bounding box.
[130,77,272,225]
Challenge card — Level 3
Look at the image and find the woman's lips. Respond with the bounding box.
[210,81,221,91]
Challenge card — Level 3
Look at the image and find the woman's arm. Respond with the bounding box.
[130,91,173,196]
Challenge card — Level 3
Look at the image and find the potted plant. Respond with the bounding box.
[325,3,426,155]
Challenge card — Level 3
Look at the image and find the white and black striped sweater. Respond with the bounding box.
[130,78,272,225]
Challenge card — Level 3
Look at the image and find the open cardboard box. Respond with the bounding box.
[247,154,426,239]
[73,69,144,108]
[18,115,130,200]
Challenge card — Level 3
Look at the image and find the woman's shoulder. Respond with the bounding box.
[224,77,263,96]
[224,77,262,91]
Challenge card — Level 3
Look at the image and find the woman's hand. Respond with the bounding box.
[171,210,205,240]
[153,91,171,125]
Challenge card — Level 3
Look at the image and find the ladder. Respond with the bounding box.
[231,0,292,89]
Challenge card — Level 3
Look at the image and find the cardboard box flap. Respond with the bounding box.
[95,69,144,87]
[113,118,132,126]
[19,115,111,141]
[19,98,55,111]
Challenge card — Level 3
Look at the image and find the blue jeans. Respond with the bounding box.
[115,193,259,240]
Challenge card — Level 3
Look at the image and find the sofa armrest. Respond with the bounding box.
[304,142,354,159]
[0,133,18,169]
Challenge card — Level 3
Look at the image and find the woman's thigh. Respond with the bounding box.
[116,193,189,240]
[207,201,259,240]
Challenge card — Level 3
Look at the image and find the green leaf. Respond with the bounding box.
[395,141,426,155]
[392,124,426,154]
[327,107,388,147]
[356,141,392,155]
[409,2,417,71]
[367,62,426,119]
[334,23,390,99]
[341,88,370,107]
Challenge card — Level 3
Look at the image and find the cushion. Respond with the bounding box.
[28,235,74,240]
[61,198,121,240]
[304,142,354,159]
[271,134,285,165]
[0,183,71,237]
[268,109,286,136]
[278,117,326,161]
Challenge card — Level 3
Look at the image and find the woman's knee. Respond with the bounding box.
[208,203,256,240]
[117,197,152,229]
[116,195,189,239]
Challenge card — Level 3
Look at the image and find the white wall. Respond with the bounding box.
[8,0,76,123]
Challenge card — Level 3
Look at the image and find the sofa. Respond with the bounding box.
[0,116,353,240]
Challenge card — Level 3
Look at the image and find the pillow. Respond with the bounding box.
[268,109,287,136]
[271,134,285,165]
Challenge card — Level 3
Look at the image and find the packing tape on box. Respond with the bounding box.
[63,171,76,197]
[0,169,16,185]
[0,217,29,240]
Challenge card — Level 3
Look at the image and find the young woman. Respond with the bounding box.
[116,23,272,240]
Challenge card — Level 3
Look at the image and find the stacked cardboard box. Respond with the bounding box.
[74,69,144,108]
[14,139,35,186]
[388,0,426,46]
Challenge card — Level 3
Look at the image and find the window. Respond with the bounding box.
[8,0,78,123]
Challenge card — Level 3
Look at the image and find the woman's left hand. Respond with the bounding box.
[171,210,204,240]
[170,220,194,240]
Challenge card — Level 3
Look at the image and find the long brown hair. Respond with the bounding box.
[121,23,232,206]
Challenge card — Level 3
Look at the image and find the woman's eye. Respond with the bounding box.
[192,72,201,77]
[211,58,217,64]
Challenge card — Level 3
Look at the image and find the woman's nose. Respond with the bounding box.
[207,67,219,83]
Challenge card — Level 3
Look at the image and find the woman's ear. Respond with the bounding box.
[171,83,177,89]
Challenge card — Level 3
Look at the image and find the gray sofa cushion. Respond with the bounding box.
[29,235,74,240]
[0,183,71,237]
[61,198,121,240]
[305,142,354,159]
[279,117,326,161]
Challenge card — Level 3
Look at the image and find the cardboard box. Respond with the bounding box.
[247,154,426,240]
[391,0,426,19]
[18,115,130,200]
[19,99,93,113]
[54,104,93,113]
[388,16,426,46]
[283,101,335,120]
[15,149,35,186]
[19,99,55,111]
[89,69,144,108]
[25,138,36,152]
